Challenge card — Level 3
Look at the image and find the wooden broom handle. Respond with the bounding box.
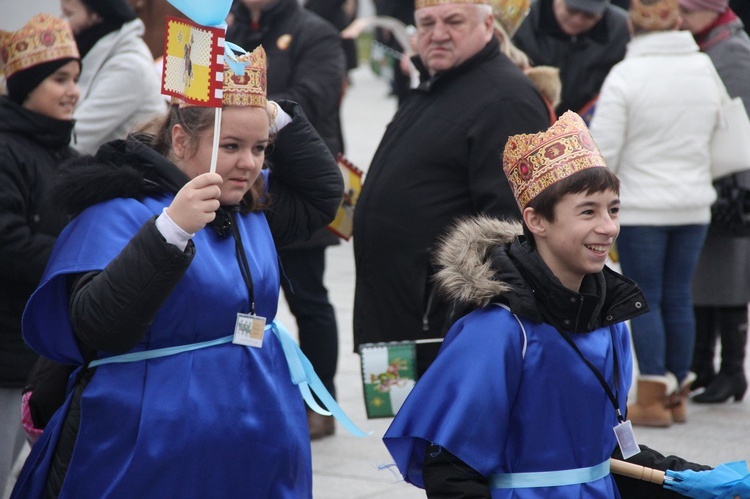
[610,459,666,485]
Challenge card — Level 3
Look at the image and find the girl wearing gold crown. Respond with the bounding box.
[11,45,343,498]
[0,13,80,495]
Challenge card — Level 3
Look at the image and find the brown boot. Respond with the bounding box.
[307,409,335,440]
[667,372,696,424]
[627,375,677,428]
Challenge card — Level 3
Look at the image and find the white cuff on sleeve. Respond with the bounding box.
[156,208,194,251]
[273,101,292,131]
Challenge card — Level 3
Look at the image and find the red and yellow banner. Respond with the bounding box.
[161,16,225,107]
[328,155,363,241]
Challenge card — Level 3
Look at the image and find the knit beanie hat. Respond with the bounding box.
[678,0,728,12]
[7,58,77,104]
[80,0,137,24]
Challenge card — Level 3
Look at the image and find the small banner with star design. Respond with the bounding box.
[161,16,225,107]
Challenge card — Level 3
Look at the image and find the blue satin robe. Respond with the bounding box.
[14,187,311,498]
[383,305,633,498]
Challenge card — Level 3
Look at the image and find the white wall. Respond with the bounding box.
[1,0,62,30]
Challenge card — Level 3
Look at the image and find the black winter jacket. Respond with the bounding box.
[513,0,629,116]
[0,97,77,387]
[227,0,345,156]
[228,0,346,249]
[352,38,550,351]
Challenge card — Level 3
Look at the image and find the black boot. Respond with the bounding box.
[690,306,717,391]
[694,306,748,404]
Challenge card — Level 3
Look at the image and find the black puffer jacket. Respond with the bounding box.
[0,96,77,388]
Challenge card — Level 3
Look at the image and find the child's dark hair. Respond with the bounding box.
[522,167,620,244]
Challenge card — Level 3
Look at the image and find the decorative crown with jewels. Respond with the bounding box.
[503,111,607,210]
[0,13,78,80]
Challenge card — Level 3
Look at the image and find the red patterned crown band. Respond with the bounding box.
[503,111,607,210]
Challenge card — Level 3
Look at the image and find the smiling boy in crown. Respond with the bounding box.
[383,111,710,498]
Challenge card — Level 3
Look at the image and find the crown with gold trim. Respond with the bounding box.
[503,111,607,210]
[630,0,679,31]
[0,14,79,80]
[415,0,490,9]
[222,45,267,108]
[487,0,531,36]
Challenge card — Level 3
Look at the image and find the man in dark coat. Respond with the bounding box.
[352,0,549,370]
[513,0,629,119]
[227,0,346,440]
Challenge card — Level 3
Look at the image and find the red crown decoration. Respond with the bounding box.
[222,45,267,107]
[0,13,78,80]
[503,111,607,210]
[630,0,680,31]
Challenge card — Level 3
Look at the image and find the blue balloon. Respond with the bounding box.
[167,0,233,27]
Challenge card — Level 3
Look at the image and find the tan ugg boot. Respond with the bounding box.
[667,372,696,424]
[627,375,677,427]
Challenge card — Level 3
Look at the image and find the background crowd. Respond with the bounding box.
[1,0,750,496]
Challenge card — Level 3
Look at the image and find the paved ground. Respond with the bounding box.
[282,65,750,498]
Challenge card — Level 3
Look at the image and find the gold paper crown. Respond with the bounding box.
[488,0,531,36]
[222,45,267,108]
[630,0,680,31]
[415,0,490,9]
[503,111,607,210]
[0,14,78,80]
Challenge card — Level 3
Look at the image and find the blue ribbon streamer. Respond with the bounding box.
[271,322,371,438]
[223,41,250,76]
[88,322,370,438]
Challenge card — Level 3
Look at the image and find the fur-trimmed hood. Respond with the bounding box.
[432,216,649,334]
[52,134,188,217]
[433,216,522,309]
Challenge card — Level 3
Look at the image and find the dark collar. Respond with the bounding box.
[506,237,648,333]
[74,20,122,58]
[0,96,74,149]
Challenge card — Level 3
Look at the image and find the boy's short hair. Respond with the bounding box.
[522,167,620,244]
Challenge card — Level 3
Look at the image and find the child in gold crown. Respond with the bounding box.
[0,12,80,494]
[383,111,713,498]
[12,45,343,498]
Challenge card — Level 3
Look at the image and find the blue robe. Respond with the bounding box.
[383,305,633,498]
[14,185,311,498]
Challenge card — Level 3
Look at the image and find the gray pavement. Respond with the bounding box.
[276,65,750,498]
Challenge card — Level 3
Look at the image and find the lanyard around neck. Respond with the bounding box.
[228,210,256,315]
[556,327,624,424]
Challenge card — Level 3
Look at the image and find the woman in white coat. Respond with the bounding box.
[61,0,165,154]
[589,0,723,427]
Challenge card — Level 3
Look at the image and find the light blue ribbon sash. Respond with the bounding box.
[89,321,370,437]
[489,460,610,489]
